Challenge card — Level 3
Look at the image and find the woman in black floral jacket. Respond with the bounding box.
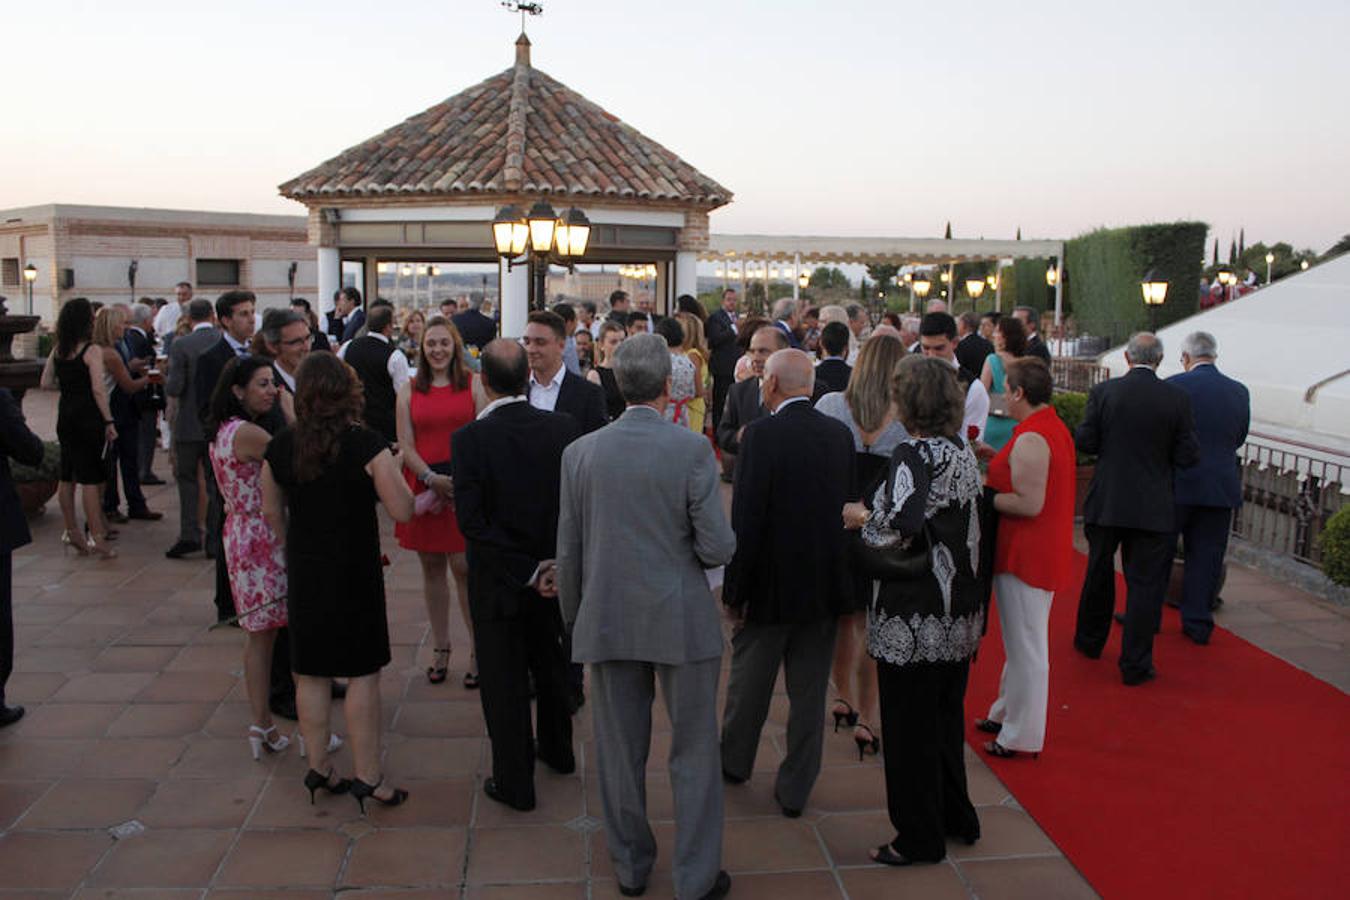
[843,354,984,866]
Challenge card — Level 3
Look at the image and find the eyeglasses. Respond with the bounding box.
[281,336,308,347]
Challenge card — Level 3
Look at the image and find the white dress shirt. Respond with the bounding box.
[772,394,809,415]
[477,395,528,421]
[153,302,183,341]
[956,356,990,442]
[337,332,411,391]
[528,364,566,412]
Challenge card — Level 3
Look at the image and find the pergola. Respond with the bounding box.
[700,234,1067,321]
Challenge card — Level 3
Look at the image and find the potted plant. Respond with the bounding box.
[1050,391,1094,516]
[11,440,60,517]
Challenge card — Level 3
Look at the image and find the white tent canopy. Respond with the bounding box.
[1100,254,1350,450]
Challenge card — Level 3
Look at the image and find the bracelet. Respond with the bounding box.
[417,470,433,485]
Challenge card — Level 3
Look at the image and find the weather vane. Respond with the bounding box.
[501,1,543,33]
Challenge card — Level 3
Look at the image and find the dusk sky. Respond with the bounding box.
[6,0,1348,252]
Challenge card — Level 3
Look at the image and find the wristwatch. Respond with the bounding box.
[417,470,434,485]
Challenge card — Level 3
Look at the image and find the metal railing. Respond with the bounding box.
[1233,435,1347,569]
[1049,358,1109,393]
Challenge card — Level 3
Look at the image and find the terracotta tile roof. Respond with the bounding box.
[280,36,731,208]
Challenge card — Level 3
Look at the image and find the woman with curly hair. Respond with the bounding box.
[262,352,414,812]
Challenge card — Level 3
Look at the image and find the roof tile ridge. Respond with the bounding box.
[502,57,532,192]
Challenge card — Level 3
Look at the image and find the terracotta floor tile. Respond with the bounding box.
[474,770,584,826]
[467,825,585,884]
[50,672,156,703]
[590,825,673,879]
[0,738,91,779]
[166,643,245,672]
[78,738,188,778]
[11,644,101,673]
[0,780,52,829]
[342,827,467,887]
[965,757,1015,806]
[468,885,588,900]
[362,777,474,828]
[838,863,970,900]
[34,622,133,648]
[719,871,843,899]
[248,775,360,828]
[118,624,210,646]
[722,818,826,872]
[170,736,290,779]
[136,670,238,702]
[591,878,675,900]
[73,889,203,900]
[215,828,347,887]
[91,644,181,673]
[1277,644,1350,674]
[7,701,124,738]
[950,806,1059,859]
[1,671,68,702]
[958,856,1099,899]
[0,830,113,890]
[106,702,216,738]
[815,810,895,867]
[18,777,155,828]
[803,765,887,812]
[206,891,332,900]
[138,776,266,828]
[91,828,235,888]
[383,736,485,779]
[12,602,81,626]
[66,603,155,626]
[396,700,489,738]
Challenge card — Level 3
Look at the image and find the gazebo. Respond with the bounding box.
[280,34,731,337]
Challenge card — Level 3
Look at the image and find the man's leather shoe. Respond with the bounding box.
[270,697,298,720]
[165,540,201,559]
[618,882,647,897]
[0,705,25,728]
[539,752,576,775]
[1182,630,1211,646]
[483,778,535,811]
[721,768,746,785]
[699,870,731,900]
[1072,638,1101,660]
[774,790,802,818]
[1122,667,1157,686]
[127,508,164,521]
[105,510,129,524]
[140,474,166,485]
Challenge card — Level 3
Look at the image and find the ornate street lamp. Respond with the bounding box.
[911,272,932,313]
[22,263,37,315]
[965,277,986,310]
[492,203,591,310]
[1141,269,1168,331]
[1045,264,1059,287]
[798,269,810,290]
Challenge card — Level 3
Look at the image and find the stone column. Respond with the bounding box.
[674,251,698,303]
[500,258,530,339]
[309,208,341,317]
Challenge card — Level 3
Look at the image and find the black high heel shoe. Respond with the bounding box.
[302,767,352,804]
[350,776,409,814]
[854,723,881,760]
[831,698,859,732]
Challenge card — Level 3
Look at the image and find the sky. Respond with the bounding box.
[4,0,1348,253]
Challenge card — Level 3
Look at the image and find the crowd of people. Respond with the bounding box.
[0,278,1252,900]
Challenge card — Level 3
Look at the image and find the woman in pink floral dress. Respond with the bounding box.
[208,357,291,760]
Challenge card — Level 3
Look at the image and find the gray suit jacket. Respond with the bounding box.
[165,325,220,443]
[558,406,736,665]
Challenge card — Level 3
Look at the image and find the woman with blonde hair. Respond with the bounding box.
[397,308,426,362]
[586,319,627,421]
[814,333,908,758]
[675,311,710,433]
[92,305,157,526]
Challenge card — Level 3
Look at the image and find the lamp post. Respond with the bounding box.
[965,277,986,312]
[1045,264,1058,287]
[22,264,37,315]
[1141,269,1168,332]
[911,272,932,313]
[1265,251,1275,285]
[1215,266,1235,304]
[492,202,590,311]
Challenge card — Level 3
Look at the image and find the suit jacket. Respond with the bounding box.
[340,308,367,344]
[452,309,497,350]
[554,370,608,433]
[325,310,344,340]
[165,325,220,442]
[706,308,739,379]
[773,319,801,348]
[0,389,44,554]
[123,326,163,414]
[452,402,580,621]
[724,401,855,624]
[715,377,766,454]
[956,333,994,383]
[1167,364,1250,509]
[558,407,736,665]
[1025,334,1052,363]
[194,337,240,432]
[1076,367,1200,532]
[815,358,852,396]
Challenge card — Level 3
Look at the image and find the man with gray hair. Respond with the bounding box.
[557,332,736,900]
[771,297,801,348]
[1074,332,1199,685]
[259,308,311,421]
[1166,331,1249,643]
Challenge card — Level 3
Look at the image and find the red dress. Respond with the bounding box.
[395,383,474,554]
[985,406,1077,592]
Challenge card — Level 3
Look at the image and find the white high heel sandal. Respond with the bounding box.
[247,725,291,761]
[296,732,344,759]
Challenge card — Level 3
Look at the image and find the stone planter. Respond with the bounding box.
[15,479,57,517]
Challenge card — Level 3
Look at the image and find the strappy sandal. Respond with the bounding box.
[426,647,450,685]
[983,740,1038,759]
[870,842,915,867]
[974,718,1002,735]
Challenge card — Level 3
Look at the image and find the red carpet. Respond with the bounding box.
[966,553,1350,899]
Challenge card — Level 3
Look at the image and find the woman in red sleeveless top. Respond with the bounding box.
[395,317,481,687]
[976,358,1076,758]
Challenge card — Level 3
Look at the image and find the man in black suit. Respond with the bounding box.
[1167,331,1250,644]
[955,311,994,384]
[325,289,345,341]
[721,349,855,816]
[338,304,409,446]
[716,326,788,480]
[452,339,580,811]
[1074,333,1199,685]
[706,289,741,438]
[524,310,607,434]
[103,305,161,523]
[330,287,366,344]
[814,322,852,395]
[604,289,631,326]
[1013,306,1052,363]
[126,302,166,486]
[0,389,43,727]
[452,297,498,352]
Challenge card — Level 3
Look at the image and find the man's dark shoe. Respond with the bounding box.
[699,870,731,900]
[270,697,298,720]
[774,790,802,819]
[539,752,576,775]
[165,540,201,559]
[140,474,166,485]
[105,510,129,524]
[618,881,647,897]
[1072,638,1101,660]
[721,768,746,785]
[1182,630,1211,646]
[0,705,25,728]
[1122,667,1157,687]
[127,508,164,521]
[483,777,535,811]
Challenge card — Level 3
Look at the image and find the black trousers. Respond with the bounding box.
[204,464,233,623]
[475,592,574,808]
[876,659,979,861]
[1076,523,1174,678]
[710,374,733,439]
[269,626,295,707]
[103,408,147,515]
[0,553,12,707]
[1174,505,1232,642]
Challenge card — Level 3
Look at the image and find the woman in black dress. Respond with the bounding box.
[40,297,117,559]
[586,319,627,420]
[261,352,414,811]
[843,355,986,866]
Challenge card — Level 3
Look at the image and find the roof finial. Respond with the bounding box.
[515,32,531,67]
[502,2,543,42]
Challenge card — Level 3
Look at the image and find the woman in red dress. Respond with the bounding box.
[976,358,1076,758]
[395,316,482,686]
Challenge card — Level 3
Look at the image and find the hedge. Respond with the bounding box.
[1063,222,1207,335]
[1319,506,1350,586]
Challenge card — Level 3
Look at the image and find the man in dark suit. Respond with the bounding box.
[716,326,788,480]
[1013,306,1052,363]
[103,305,160,523]
[1074,333,1199,685]
[164,299,220,560]
[721,349,855,817]
[325,289,345,341]
[336,287,367,343]
[452,297,498,352]
[1167,331,1249,644]
[338,304,409,446]
[604,289,631,326]
[0,389,43,727]
[955,311,994,383]
[771,297,802,348]
[814,322,852,395]
[524,310,607,434]
[452,339,580,811]
[706,289,741,439]
[126,303,166,486]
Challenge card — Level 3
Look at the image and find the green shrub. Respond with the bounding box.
[1050,392,1094,465]
[1319,506,1350,586]
[1064,222,1207,336]
[10,441,60,483]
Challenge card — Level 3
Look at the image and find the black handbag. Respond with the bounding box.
[849,463,932,582]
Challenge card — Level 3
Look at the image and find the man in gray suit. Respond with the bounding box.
[163,299,218,560]
[558,333,736,900]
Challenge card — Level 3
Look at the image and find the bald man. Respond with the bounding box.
[721,349,856,817]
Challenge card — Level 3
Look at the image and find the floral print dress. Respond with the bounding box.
[209,417,287,632]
